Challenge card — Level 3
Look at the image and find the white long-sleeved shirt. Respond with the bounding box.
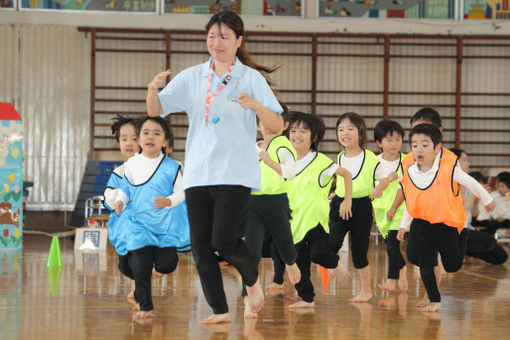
[104,163,126,209]
[489,191,510,220]
[115,152,184,210]
[399,152,493,230]
[374,154,401,183]
[255,141,297,179]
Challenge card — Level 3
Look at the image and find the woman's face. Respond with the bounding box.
[207,23,242,64]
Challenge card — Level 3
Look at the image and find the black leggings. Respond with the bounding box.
[466,229,508,264]
[242,194,297,295]
[384,230,406,279]
[185,185,258,315]
[118,246,178,311]
[293,225,339,303]
[406,219,466,303]
[329,196,373,269]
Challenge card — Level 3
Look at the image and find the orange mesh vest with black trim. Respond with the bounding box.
[402,148,457,172]
[401,149,465,233]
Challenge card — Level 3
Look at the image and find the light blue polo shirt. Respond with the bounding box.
[158,57,283,191]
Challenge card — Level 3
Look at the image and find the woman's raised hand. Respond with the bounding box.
[148,70,171,90]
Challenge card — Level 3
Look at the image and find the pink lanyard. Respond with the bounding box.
[205,61,234,125]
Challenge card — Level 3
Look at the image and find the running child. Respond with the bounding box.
[397,124,494,312]
[243,108,301,318]
[112,116,191,321]
[371,119,408,292]
[284,111,352,309]
[329,112,379,302]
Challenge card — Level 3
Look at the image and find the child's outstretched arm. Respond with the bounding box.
[387,189,404,222]
[336,166,352,220]
[258,147,297,179]
[370,172,398,199]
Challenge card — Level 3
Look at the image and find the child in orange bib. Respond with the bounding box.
[397,124,494,312]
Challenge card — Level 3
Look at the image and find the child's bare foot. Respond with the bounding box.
[244,296,258,319]
[350,290,372,303]
[132,310,153,321]
[329,262,350,284]
[265,282,284,292]
[151,269,163,279]
[416,295,430,308]
[398,267,408,291]
[418,302,441,312]
[200,313,231,324]
[286,263,301,285]
[378,279,397,292]
[288,300,315,309]
[246,278,264,313]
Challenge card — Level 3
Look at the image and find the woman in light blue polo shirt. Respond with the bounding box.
[146,11,283,324]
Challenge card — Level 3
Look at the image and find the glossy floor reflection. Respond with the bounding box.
[1,234,510,339]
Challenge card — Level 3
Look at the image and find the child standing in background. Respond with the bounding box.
[243,109,301,318]
[112,116,191,321]
[283,111,352,309]
[371,120,408,292]
[329,112,379,302]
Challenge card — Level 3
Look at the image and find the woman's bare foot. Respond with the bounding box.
[378,279,397,292]
[151,269,163,279]
[244,296,258,319]
[418,302,441,312]
[350,290,372,303]
[329,262,350,284]
[286,263,301,285]
[200,313,231,324]
[398,267,408,291]
[132,310,153,321]
[288,300,315,309]
[265,282,284,292]
[246,278,264,313]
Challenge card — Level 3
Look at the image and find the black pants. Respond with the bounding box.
[406,219,466,303]
[466,229,508,264]
[329,196,373,269]
[118,246,178,311]
[185,185,258,314]
[293,225,339,303]
[384,230,406,279]
[242,194,297,295]
[471,218,510,234]
[271,241,286,284]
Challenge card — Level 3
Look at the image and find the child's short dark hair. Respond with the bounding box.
[496,172,510,188]
[409,123,442,147]
[374,119,405,143]
[111,115,136,142]
[449,148,466,159]
[410,107,441,128]
[336,112,367,148]
[288,111,325,152]
[469,171,486,183]
[136,116,171,153]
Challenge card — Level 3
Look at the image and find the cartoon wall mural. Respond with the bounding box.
[319,0,455,19]
[465,0,510,19]
[21,0,156,12]
[0,103,23,250]
[164,0,302,16]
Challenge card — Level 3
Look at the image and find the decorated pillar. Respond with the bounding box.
[0,103,23,250]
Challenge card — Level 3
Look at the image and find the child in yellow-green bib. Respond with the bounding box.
[329,112,379,303]
[370,120,408,293]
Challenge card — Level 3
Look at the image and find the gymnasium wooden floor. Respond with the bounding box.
[2,234,510,340]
